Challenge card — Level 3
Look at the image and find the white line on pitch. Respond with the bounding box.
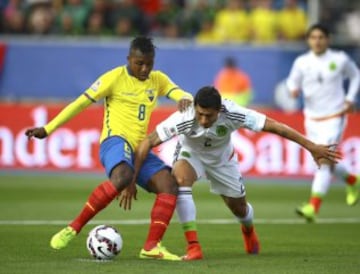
[0,218,359,225]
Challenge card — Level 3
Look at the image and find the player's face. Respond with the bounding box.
[307,29,329,55]
[195,105,219,128]
[127,49,154,81]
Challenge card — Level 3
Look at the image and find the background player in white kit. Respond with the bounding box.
[286,23,360,222]
[121,86,341,260]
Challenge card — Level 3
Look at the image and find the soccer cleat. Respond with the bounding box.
[182,243,203,261]
[50,226,77,250]
[241,225,260,254]
[139,242,181,261]
[295,203,316,222]
[346,179,359,206]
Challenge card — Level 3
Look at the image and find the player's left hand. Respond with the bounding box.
[310,143,342,167]
[118,183,137,210]
[177,97,193,112]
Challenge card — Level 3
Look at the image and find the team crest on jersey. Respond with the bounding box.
[329,62,337,71]
[146,89,155,101]
[216,125,228,136]
[90,80,101,92]
[164,127,176,138]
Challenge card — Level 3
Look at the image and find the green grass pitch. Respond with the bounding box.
[0,173,359,274]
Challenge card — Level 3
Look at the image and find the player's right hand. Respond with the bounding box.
[25,127,48,140]
[290,89,300,98]
[343,101,355,114]
[118,182,138,211]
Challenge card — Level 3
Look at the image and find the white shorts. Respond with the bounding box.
[176,147,246,198]
[305,116,347,145]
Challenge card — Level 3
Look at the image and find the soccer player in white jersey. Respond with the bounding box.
[286,23,360,222]
[120,86,341,260]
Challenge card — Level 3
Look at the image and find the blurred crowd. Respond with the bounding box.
[0,0,359,44]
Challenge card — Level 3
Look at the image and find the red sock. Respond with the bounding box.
[241,224,254,234]
[143,193,177,251]
[346,174,357,185]
[185,231,199,246]
[310,196,322,213]
[70,181,118,233]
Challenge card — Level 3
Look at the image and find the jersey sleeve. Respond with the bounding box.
[44,70,115,135]
[342,53,360,103]
[156,71,193,102]
[44,94,92,135]
[83,70,113,102]
[243,108,266,132]
[286,57,303,92]
[156,107,194,142]
[224,100,266,132]
[156,111,183,142]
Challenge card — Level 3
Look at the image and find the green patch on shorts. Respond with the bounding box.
[181,151,191,158]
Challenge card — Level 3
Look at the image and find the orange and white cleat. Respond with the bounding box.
[182,243,204,261]
[241,225,260,254]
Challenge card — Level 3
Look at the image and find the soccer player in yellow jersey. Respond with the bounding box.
[25,36,193,261]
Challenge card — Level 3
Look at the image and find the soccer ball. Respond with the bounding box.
[86,225,123,260]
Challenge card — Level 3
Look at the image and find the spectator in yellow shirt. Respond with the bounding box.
[212,0,250,44]
[195,18,219,44]
[249,0,278,44]
[277,0,308,41]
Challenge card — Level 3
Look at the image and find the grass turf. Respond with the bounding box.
[0,173,359,274]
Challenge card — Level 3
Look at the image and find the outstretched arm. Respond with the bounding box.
[262,117,342,166]
[25,94,92,139]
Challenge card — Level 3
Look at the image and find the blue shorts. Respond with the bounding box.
[99,136,169,191]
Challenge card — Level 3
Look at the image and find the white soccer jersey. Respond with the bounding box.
[286,49,360,119]
[156,99,266,166]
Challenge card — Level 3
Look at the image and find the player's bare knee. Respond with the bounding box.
[161,175,178,195]
[238,205,248,218]
[224,197,248,218]
[149,170,178,195]
[228,204,247,218]
[174,174,193,187]
[109,164,133,191]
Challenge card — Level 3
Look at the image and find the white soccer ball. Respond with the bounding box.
[86,225,123,260]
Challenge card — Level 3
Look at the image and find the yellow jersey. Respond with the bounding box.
[277,8,307,40]
[249,8,278,44]
[44,65,192,150]
[213,9,250,43]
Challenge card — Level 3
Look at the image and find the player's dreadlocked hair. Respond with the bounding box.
[194,86,222,110]
[130,36,156,55]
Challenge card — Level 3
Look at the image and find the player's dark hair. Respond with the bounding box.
[306,23,330,38]
[130,36,156,55]
[194,86,222,110]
